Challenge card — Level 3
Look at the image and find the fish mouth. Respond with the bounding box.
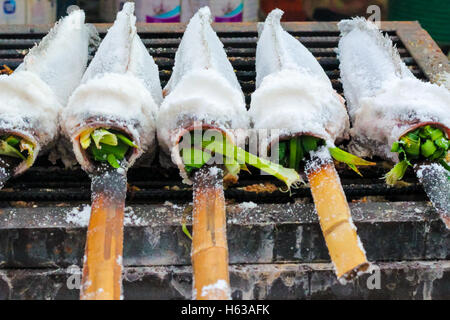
[71,119,142,173]
[398,121,450,141]
[170,122,235,184]
[0,129,39,177]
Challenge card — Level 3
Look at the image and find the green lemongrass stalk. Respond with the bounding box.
[386,126,450,185]
[80,128,138,168]
[0,139,25,160]
[91,129,118,149]
[116,133,139,148]
[289,138,297,169]
[277,136,375,176]
[182,147,212,174]
[295,138,303,172]
[385,160,409,186]
[328,147,376,176]
[203,139,302,190]
[182,223,192,240]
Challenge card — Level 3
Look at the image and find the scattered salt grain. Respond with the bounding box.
[65,205,91,226]
[239,202,258,210]
[124,206,144,226]
[200,279,231,299]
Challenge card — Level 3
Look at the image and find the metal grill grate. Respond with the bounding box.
[0,24,430,204]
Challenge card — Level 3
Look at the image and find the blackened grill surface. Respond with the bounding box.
[0,28,427,204]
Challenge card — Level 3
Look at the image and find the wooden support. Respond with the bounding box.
[80,167,127,300]
[191,166,230,300]
[306,149,369,281]
[415,163,450,229]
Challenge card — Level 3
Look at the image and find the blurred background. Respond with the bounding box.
[0,1,448,54]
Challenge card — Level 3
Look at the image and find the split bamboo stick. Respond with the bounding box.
[415,162,450,229]
[80,167,127,300]
[306,150,369,281]
[191,165,230,300]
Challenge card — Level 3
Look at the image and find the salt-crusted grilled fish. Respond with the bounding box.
[62,2,162,173]
[0,9,93,181]
[157,6,249,184]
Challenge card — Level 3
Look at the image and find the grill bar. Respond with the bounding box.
[1,261,449,300]
[0,202,447,268]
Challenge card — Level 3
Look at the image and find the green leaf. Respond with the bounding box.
[5,136,20,147]
[385,160,409,186]
[184,165,195,174]
[0,140,25,160]
[406,130,420,141]
[90,145,107,161]
[391,141,401,152]
[289,138,297,169]
[182,223,192,240]
[430,128,443,141]
[116,133,138,149]
[401,135,420,158]
[420,125,434,137]
[204,139,301,190]
[107,153,120,169]
[418,128,428,139]
[329,147,376,176]
[80,129,93,150]
[182,148,205,168]
[278,142,287,162]
[430,148,446,161]
[435,137,449,150]
[182,147,212,170]
[91,129,118,149]
[90,140,129,165]
[302,136,319,153]
[421,139,437,158]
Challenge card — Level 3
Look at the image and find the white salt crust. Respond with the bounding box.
[200,279,231,300]
[157,7,249,184]
[16,9,92,106]
[62,3,162,173]
[0,9,91,176]
[65,205,146,227]
[250,9,349,155]
[338,18,450,162]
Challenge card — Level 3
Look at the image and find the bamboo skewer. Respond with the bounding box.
[80,165,127,300]
[305,148,369,281]
[415,162,450,229]
[191,165,230,300]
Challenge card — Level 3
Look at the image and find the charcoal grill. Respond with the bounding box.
[0,21,448,300]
